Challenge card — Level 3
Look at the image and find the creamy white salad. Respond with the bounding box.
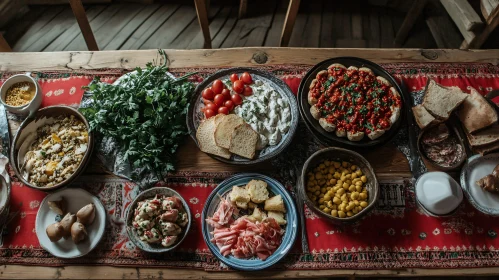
[231,80,291,149]
[132,195,189,247]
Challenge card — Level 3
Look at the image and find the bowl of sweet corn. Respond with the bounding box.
[299,147,379,224]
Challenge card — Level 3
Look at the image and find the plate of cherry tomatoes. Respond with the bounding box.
[186,68,299,164]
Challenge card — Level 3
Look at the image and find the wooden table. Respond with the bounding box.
[1,48,499,279]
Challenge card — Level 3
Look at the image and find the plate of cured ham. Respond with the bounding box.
[298,57,405,147]
[201,173,297,270]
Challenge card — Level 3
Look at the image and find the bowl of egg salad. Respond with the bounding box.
[11,106,93,192]
[300,147,379,224]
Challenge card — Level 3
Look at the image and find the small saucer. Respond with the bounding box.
[415,172,463,216]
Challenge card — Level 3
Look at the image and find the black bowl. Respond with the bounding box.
[298,57,406,148]
[187,67,299,165]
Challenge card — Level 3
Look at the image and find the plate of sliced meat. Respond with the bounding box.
[201,173,297,270]
[298,57,405,147]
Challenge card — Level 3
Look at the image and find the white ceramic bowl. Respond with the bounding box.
[0,73,42,116]
[416,172,463,216]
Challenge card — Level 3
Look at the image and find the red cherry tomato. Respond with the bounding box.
[202,88,215,100]
[233,80,245,94]
[212,80,224,95]
[231,94,243,105]
[230,73,239,82]
[204,109,216,118]
[221,88,231,100]
[241,72,253,84]
[218,106,229,115]
[203,99,212,105]
[224,100,234,111]
[205,102,219,111]
[214,94,226,106]
[243,86,253,96]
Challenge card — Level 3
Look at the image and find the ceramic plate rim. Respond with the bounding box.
[35,188,107,259]
[201,173,298,271]
[460,153,499,216]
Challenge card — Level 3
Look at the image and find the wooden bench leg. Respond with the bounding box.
[394,0,428,47]
[69,0,99,51]
[0,34,12,52]
[461,4,499,49]
[280,0,301,47]
[239,0,247,18]
[194,0,212,49]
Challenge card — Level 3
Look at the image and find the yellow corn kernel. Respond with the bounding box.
[355,181,363,186]
[356,170,362,176]
[324,160,331,166]
[351,192,360,200]
[333,197,341,205]
[329,178,337,185]
[323,207,330,213]
[352,208,359,214]
[356,185,363,192]
[347,211,353,217]
[333,162,341,168]
[328,167,335,174]
[319,193,325,198]
[324,194,331,201]
[359,193,368,200]
[341,161,349,168]
[337,188,345,195]
[319,163,326,169]
[319,198,325,204]
[348,185,356,192]
[351,173,358,179]
[331,210,338,217]
[327,201,334,208]
[361,176,367,183]
[314,190,320,196]
[360,201,368,207]
[319,205,325,210]
[351,165,357,171]
[338,210,346,218]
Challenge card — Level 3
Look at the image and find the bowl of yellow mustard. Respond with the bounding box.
[0,73,42,116]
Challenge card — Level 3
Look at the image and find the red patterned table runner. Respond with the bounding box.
[1,63,499,271]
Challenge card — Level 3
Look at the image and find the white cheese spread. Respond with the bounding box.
[233,80,291,149]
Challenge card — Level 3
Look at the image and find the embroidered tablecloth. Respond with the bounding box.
[1,63,499,270]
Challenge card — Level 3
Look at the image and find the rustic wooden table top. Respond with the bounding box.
[1,48,499,279]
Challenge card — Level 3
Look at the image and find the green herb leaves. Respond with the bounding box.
[81,51,195,182]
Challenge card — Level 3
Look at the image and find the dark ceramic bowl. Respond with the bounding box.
[186,67,299,165]
[417,122,467,171]
[299,147,379,224]
[126,187,191,253]
[10,106,94,192]
[298,57,405,148]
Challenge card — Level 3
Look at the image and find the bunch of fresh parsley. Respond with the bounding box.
[81,51,194,182]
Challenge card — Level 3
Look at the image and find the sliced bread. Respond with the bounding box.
[214,114,245,149]
[196,117,231,159]
[422,80,468,120]
[458,87,498,133]
[264,195,286,213]
[412,105,437,129]
[246,179,269,203]
[466,123,499,147]
[229,123,258,159]
[474,140,499,155]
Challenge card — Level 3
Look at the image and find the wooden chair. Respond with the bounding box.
[394,0,499,49]
[194,0,212,48]
[68,0,99,51]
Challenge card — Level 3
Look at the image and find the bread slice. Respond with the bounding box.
[264,195,286,213]
[458,87,498,133]
[196,118,231,159]
[422,80,468,120]
[267,211,287,225]
[246,180,269,203]
[466,123,499,147]
[213,114,226,127]
[214,114,244,149]
[229,123,258,159]
[474,140,499,155]
[412,105,438,129]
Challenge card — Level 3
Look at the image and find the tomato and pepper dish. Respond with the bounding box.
[308,63,402,141]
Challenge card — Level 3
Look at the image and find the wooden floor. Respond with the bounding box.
[5,0,438,52]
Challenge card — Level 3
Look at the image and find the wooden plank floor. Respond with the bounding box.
[5,0,437,51]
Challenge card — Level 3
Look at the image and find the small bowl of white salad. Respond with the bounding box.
[187,68,299,164]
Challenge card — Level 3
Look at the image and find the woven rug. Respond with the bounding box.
[1,63,499,271]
